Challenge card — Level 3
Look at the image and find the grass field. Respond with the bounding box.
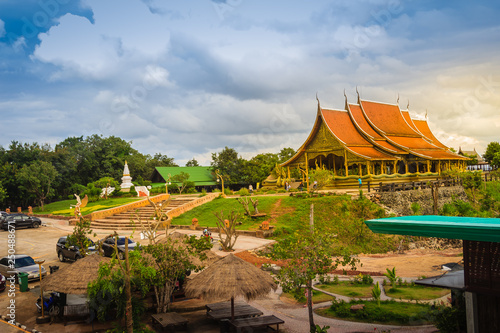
[317,299,433,325]
[171,193,402,253]
[385,285,450,300]
[315,281,373,298]
[281,288,335,304]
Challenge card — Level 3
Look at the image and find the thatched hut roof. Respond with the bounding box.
[184,253,277,302]
[156,232,220,266]
[41,254,111,294]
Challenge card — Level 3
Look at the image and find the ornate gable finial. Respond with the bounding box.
[397,93,400,104]
[356,86,360,103]
[316,92,320,110]
[344,89,348,110]
[425,109,428,119]
[406,99,410,110]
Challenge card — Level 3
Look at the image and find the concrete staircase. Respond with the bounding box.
[90,196,198,230]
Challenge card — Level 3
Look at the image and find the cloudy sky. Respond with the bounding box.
[1,0,499,165]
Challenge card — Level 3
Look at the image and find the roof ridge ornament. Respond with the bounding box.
[356,86,360,103]
[425,109,428,119]
[397,93,400,104]
[407,99,410,110]
[344,89,348,110]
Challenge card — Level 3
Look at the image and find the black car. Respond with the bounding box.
[1,214,42,231]
[100,236,137,259]
[56,236,96,262]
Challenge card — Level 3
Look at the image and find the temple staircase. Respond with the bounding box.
[90,196,201,230]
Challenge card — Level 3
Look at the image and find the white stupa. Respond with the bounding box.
[120,161,134,189]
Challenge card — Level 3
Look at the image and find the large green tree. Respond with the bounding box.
[270,208,357,333]
[211,146,245,185]
[484,142,500,169]
[17,161,59,210]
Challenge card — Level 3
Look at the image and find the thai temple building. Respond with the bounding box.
[266,92,468,188]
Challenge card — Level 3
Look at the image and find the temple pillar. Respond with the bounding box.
[393,161,397,175]
[344,150,348,176]
[405,159,408,174]
[427,160,430,173]
[381,162,385,175]
[438,161,441,174]
[305,152,309,192]
[367,161,371,175]
[359,163,362,177]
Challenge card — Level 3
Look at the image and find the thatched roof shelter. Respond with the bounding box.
[184,254,277,319]
[156,232,220,266]
[41,254,111,294]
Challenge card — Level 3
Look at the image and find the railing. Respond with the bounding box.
[370,178,462,193]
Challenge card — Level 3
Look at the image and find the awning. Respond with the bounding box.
[364,215,500,243]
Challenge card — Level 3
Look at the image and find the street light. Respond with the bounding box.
[165,173,172,194]
[215,169,226,198]
[34,259,48,323]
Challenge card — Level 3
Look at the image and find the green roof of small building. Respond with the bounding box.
[364,215,500,243]
[154,166,217,186]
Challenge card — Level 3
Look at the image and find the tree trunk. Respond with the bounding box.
[307,280,315,332]
[124,239,133,333]
[431,183,439,215]
[237,198,251,215]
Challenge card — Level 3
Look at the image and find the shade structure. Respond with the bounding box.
[184,253,277,320]
[41,254,111,294]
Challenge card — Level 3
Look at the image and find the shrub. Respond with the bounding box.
[329,299,350,318]
[237,188,250,196]
[129,185,137,197]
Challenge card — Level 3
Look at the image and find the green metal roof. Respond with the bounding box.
[154,166,217,186]
[364,215,500,243]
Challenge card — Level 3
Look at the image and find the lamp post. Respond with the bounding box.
[215,169,226,198]
[34,259,48,323]
[165,173,171,194]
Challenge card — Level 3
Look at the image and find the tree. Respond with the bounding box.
[211,147,244,184]
[484,142,500,169]
[137,237,211,313]
[309,168,333,191]
[213,210,240,251]
[384,267,398,287]
[171,172,194,194]
[278,147,295,163]
[270,204,357,332]
[17,161,58,210]
[185,158,199,167]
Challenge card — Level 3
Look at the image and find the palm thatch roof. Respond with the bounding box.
[41,254,111,294]
[184,253,277,302]
[156,232,220,266]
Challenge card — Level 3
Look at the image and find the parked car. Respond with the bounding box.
[0,255,47,282]
[99,236,137,259]
[0,272,6,292]
[1,213,42,231]
[0,211,9,223]
[56,236,97,262]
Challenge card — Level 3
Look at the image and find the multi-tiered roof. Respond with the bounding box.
[281,93,467,174]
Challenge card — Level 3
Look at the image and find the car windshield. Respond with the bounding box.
[14,257,36,268]
[116,238,133,245]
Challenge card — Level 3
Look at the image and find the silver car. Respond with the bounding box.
[0,255,47,282]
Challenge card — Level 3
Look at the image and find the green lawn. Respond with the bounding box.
[315,281,373,298]
[385,285,450,300]
[32,197,142,216]
[281,288,335,304]
[317,299,433,325]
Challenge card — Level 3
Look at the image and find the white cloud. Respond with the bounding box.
[33,0,170,80]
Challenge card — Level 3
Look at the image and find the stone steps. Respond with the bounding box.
[90,197,198,230]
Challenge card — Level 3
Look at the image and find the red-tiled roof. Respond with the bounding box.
[348,147,397,160]
[360,100,419,136]
[348,104,383,139]
[401,111,420,133]
[413,119,449,149]
[321,108,371,146]
[413,149,469,160]
[386,135,441,150]
[374,140,407,154]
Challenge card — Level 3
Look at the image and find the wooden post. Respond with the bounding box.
[367,181,371,193]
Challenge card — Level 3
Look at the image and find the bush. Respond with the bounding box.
[237,188,250,196]
[129,185,137,197]
[329,299,350,318]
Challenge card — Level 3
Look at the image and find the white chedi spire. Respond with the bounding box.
[120,161,134,189]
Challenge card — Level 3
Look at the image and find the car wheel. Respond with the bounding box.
[117,252,125,260]
[58,252,65,262]
[32,221,40,228]
[49,304,61,317]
